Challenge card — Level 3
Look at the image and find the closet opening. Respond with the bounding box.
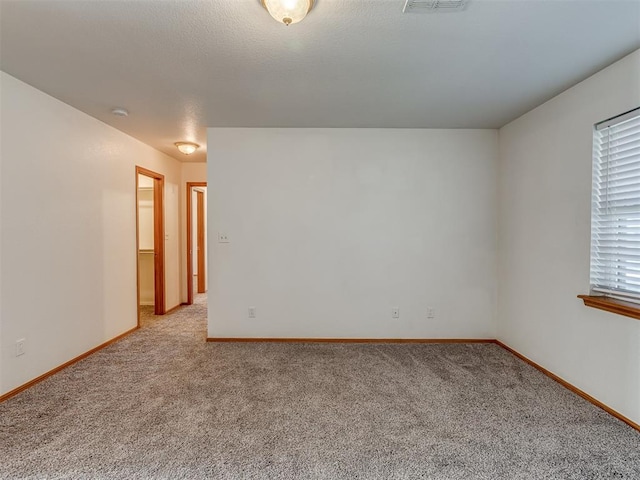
[136,167,166,324]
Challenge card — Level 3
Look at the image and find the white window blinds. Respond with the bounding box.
[591,107,640,302]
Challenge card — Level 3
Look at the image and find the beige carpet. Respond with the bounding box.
[1,295,639,479]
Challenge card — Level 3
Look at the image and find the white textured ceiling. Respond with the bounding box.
[1,0,639,163]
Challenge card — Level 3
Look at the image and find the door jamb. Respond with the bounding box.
[136,166,166,324]
[186,181,207,305]
[196,190,206,294]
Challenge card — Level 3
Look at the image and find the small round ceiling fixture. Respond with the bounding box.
[175,142,200,155]
[111,107,129,117]
[261,0,314,26]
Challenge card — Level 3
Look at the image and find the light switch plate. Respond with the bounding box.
[16,338,25,357]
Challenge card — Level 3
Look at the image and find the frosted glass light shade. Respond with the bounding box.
[262,0,313,26]
[175,142,199,155]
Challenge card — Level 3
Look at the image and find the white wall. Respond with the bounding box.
[138,253,155,306]
[0,72,182,396]
[498,49,640,424]
[138,186,154,251]
[0,76,4,391]
[207,128,498,339]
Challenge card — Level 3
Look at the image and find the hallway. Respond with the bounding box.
[139,293,207,329]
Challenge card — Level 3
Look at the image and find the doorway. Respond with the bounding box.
[136,167,166,324]
[186,182,207,305]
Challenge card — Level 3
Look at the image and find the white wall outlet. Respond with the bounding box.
[16,338,26,357]
[218,233,230,243]
[248,307,256,318]
[427,307,435,319]
[392,307,400,319]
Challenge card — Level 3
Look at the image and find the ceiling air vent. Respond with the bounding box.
[403,0,469,13]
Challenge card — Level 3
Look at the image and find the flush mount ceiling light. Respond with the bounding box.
[175,142,199,155]
[261,0,314,26]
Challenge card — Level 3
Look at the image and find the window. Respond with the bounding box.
[590,107,640,303]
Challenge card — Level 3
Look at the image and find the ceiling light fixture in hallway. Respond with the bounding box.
[175,142,200,155]
[261,0,314,26]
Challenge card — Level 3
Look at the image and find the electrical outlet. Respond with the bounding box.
[427,307,435,319]
[392,307,400,319]
[218,233,230,243]
[16,338,25,357]
[248,307,256,318]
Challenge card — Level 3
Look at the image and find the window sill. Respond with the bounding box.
[578,295,640,321]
